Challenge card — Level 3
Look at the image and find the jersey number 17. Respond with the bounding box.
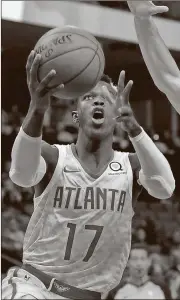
[64,223,104,262]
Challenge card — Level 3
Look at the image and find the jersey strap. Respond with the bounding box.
[34,144,67,201]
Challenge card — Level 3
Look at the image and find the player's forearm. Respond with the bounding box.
[22,102,46,137]
[134,16,180,112]
[129,128,175,199]
[9,105,46,187]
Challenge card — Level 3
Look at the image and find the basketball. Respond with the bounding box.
[34,25,105,99]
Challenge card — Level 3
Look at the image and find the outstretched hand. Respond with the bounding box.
[127,1,169,18]
[26,50,64,113]
[102,71,141,137]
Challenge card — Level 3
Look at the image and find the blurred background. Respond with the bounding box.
[2,1,180,298]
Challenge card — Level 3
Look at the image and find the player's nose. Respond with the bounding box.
[93,98,105,107]
[136,263,143,268]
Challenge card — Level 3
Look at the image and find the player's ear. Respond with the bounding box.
[72,111,79,124]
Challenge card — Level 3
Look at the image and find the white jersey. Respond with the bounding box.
[114,279,166,299]
[23,144,134,297]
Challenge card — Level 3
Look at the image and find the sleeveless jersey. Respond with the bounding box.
[23,144,134,298]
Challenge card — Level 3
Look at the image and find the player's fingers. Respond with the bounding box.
[51,83,65,95]
[26,50,36,83]
[29,54,41,88]
[114,106,133,120]
[36,69,56,96]
[121,80,133,106]
[118,106,133,115]
[114,115,133,123]
[101,85,114,105]
[117,70,125,97]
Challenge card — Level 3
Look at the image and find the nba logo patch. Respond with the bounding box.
[109,162,123,172]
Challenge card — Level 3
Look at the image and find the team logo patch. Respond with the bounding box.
[53,281,70,293]
[63,166,80,173]
[109,162,123,172]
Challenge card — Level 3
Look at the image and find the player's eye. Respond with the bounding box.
[83,94,94,101]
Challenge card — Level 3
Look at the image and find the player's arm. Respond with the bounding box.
[103,71,175,200]
[128,132,175,200]
[127,0,180,114]
[9,50,59,188]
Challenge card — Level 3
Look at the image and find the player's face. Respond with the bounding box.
[77,81,117,139]
[128,249,151,279]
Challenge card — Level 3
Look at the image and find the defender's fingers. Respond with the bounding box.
[151,5,169,16]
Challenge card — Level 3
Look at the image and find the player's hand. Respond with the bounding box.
[26,50,63,113]
[102,71,142,137]
[127,1,169,18]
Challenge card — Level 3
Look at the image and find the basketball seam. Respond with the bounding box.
[39,46,97,67]
[40,45,99,87]
[91,45,102,87]
[36,31,98,48]
[63,44,99,85]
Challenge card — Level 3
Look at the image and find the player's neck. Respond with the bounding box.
[129,274,149,286]
[75,132,114,167]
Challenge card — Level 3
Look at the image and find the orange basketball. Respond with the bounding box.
[34,25,105,99]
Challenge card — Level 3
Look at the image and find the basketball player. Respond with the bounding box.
[2,51,175,299]
[127,0,180,114]
[111,244,170,299]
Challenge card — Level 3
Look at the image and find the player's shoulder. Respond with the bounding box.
[41,141,68,165]
[107,278,130,300]
[128,153,140,172]
[149,276,165,288]
[114,151,140,176]
[117,278,130,289]
[150,276,171,299]
[148,279,162,289]
[41,140,58,166]
[34,143,69,197]
[113,281,133,299]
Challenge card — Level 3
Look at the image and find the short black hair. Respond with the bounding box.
[100,74,113,85]
[75,74,115,108]
[131,243,149,255]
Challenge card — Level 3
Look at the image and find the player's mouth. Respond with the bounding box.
[92,108,105,125]
[136,268,144,274]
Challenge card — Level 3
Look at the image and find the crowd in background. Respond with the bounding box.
[2,102,180,299]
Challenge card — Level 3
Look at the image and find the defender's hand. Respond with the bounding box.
[26,50,63,113]
[102,71,141,137]
[127,1,169,18]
